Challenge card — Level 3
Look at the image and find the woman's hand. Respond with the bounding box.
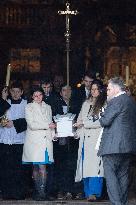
[53,133,58,141]
[49,122,56,129]
[73,120,83,128]
[73,132,79,139]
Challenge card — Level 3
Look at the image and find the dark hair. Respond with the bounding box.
[60,83,71,92]
[83,70,96,80]
[31,86,44,96]
[28,86,44,103]
[10,81,23,90]
[90,79,107,116]
[40,77,52,86]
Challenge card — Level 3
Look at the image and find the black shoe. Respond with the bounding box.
[74,193,84,200]
[57,192,64,200]
[63,192,73,200]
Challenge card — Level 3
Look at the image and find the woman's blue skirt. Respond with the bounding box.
[82,142,103,197]
[83,177,103,197]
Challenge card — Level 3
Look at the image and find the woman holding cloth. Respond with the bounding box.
[22,86,55,201]
[74,80,106,202]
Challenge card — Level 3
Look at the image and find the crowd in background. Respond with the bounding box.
[0,72,136,205]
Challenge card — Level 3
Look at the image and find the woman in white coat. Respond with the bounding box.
[22,87,56,200]
[73,80,106,202]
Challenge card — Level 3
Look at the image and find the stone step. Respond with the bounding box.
[0,199,136,205]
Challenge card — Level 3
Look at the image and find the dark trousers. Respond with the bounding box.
[46,164,54,196]
[102,154,131,205]
[0,144,29,199]
[53,138,79,194]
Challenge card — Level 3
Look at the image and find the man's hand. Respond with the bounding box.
[5,120,14,128]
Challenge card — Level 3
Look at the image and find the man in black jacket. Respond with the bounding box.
[71,72,95,116]
[41,78,62,116]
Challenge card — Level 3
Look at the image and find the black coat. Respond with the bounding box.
[0,98,11,117]
[43,92,63,116]
[56,97,77,115]
[70,85,87,116]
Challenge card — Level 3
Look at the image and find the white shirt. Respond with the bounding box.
[85,87,90,98]
[0,99,27,145]
[114,91,126,98]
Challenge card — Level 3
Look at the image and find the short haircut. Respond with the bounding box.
[31,86,44,96]
[83,71,96,80]
[60,84,71,92]
[10,81,23,90]
[40,77,52,86]
[109,77,125,91]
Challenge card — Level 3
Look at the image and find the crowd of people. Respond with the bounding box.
[0,73,136,205]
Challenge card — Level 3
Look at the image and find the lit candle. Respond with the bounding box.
[125,66,129,86]
[5,64,11,87]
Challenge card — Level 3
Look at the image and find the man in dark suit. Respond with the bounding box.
[41,78,62,116]
[98,77,136,205]
[71,72,95,116]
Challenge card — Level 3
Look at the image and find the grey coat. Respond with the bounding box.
[98,94,136,156]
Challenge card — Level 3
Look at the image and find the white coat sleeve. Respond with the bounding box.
[25,106,49,130]
[83,118,101,129]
